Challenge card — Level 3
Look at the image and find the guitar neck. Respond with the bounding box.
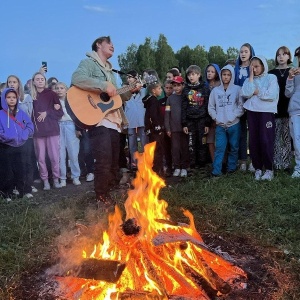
[116,82,140,96]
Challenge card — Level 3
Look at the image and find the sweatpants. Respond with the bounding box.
[247,111,275,171]
[34,135,60,180]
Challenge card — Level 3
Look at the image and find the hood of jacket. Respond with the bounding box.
[235,44,255,69]
[1,88,19,111]
[205,63,221,85]
[234,44,256,86]
[250,55,269,77]
[219,64,235,89]
[86,51,113,71]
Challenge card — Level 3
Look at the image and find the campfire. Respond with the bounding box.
[56,142,247,299]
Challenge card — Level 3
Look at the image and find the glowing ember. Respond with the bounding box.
[57,142,247,299]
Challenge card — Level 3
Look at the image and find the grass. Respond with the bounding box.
[0,169,300,299]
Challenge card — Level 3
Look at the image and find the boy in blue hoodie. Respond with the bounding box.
[0,88,34,200]
[208,65,244,176]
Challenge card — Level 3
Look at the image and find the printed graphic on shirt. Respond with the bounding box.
[217,94,232,107]
[239,67,248,80]
[188,90,204,106]
[266,121,273,128]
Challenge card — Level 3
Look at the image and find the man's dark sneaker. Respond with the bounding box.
[96,194,116,213]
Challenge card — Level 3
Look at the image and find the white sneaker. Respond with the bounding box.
[24,193,33,199]
[13,188,19,195]
[173,169,181,177]
[31,186,38,193]
[248,163,255,173]
[291,170,300,178]
[43,180,50,190]
[73,178,81,186]
[60,179,67,187]
[240,163,247,171]
[6,197,12,202]
[180,169,188,177]
[254,169,262,180]
[53,179,61,189]
[261,170,274,181]
[86,173,94,182]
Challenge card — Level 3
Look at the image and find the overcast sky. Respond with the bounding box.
[1,0,299,85]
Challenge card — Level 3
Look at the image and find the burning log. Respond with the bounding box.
[72,258,126,283]
[152,227,212,252]
[110,291,167,300]
[110,292,206,300]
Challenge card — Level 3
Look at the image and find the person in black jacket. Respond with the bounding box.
[143,81,165,176]
[181,65,211,169]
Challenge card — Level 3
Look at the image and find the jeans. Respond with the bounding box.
[59,121,80,179]
[128,127,147,166]
[78,130,94,175]
[289,115,300,172]
[212,123,240,175]
[88,126,120,197]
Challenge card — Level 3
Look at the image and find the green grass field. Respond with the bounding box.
[0,169,300,299]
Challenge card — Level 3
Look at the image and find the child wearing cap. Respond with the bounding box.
[0,88,34,200]
[181,65,211,169]
[165,76,189,177]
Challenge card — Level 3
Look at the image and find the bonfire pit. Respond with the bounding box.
[56,142,247,299]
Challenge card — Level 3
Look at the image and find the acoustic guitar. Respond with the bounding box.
[66,75,157,129]
[66,82,136,129]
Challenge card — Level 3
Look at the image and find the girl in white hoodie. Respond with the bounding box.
[242,56,279,181]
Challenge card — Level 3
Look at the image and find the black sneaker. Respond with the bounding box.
[96,194,116,213]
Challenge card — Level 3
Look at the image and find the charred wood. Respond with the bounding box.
[71,258,125,283]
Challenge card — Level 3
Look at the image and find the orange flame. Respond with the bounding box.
[57,142,246,299]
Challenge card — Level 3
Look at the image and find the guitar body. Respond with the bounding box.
[66,86,122,129]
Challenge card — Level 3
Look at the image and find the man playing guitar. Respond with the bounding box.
[71,36,133,211]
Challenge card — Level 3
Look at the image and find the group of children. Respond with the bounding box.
[142,44,300,182]
[0,73,95,201]
[1,43,300,201]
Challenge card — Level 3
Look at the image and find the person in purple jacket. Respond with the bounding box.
[31,72,63,190]
[0,88,34,200]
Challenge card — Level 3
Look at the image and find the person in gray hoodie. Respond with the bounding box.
[285,47,300,178]
[208,65,244,176]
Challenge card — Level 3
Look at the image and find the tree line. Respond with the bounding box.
[117,33,275,81]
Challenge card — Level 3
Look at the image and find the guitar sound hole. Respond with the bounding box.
[100,92,110,102]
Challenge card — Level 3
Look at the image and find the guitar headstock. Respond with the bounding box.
[143,74,158,86]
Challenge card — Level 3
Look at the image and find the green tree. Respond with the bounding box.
[207,46,227,67]
[267,59,275,71]
[175,45,194,74]
[190,45,209,75]
[135,37,156,75]
[226,47,239,59]
[155,34,178,80]
[175,45,209,77]
[118,44,138,73]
